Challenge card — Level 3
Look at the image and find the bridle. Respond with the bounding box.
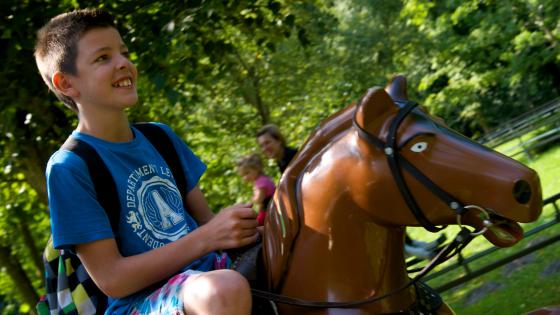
[251,100,493,309]
[353,100,466,232]
[352,100,493,234]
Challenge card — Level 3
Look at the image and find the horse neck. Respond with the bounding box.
[306,205,410,288]
[282,131,410,290]
[271,124,417,311]
[280,200,413,305]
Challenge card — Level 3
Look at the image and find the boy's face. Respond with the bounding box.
[67,27,138,111]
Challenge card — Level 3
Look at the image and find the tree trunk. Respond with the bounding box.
[237,70,270,125]
[18,96,70,211]
[232,50,271,125]
[21,148,48,207]
[19,219,44,277]
[248,73,270,126]
[0,245,39,314]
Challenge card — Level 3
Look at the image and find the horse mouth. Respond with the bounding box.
[480,213,524,247]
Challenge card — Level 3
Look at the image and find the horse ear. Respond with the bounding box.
[384,75,409,102]
[355,86,396,132]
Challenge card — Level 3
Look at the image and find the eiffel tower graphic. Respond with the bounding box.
[151,190,183,229]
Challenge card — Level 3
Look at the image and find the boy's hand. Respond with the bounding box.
[200,203,258,251]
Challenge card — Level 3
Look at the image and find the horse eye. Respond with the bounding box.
[410,142,428,153]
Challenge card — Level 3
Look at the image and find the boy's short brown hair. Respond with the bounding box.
[34,8,116,112]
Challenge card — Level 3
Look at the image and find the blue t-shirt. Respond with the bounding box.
[46,123,216,313]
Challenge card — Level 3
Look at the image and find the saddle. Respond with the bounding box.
[228,240,278,315]
[229,240,262,286]
[228,241,443,315]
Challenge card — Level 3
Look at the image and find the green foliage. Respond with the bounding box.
[401,0,560,137]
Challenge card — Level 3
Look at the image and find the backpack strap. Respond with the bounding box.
[39,125,186,314]
[57,138,116,314]
[133,123,188,201]
[61,138,120,233]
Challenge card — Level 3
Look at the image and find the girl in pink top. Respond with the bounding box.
[237,154,276,225]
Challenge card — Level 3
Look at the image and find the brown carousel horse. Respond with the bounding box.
[256,76,543,314]
[525,306,560,315]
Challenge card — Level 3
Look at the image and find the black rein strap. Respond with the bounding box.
[250,228,474,308]
[352,101,467,232]
[250,102,478,309]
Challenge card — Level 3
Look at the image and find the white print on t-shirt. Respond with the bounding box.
[125,164,188,249]
[126,211,143,232]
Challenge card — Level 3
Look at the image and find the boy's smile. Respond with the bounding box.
[70,27,138,111]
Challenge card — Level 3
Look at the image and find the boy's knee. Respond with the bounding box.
[182,270,251,314]
[208,269,251,296]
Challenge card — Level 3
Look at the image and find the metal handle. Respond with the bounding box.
[456,205,493,236]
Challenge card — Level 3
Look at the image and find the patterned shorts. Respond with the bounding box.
[129,253,230,315]
[129,270,198,315]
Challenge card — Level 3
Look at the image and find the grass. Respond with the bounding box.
[408,144,560,315]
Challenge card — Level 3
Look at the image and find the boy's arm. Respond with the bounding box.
[77,202,258,298]
[185,186,215,225]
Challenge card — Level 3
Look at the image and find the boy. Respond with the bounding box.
[35,8,258,315]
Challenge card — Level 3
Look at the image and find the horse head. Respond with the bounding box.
[262,77,543,314]
[353,80,542,246]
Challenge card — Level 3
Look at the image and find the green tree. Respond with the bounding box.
[0,0,337,311]
[400,0,560,136]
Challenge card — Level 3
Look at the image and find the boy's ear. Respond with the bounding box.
[52,71,79,98]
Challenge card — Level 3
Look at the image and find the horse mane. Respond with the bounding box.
[264,104,356,291]
[265,82,401,290]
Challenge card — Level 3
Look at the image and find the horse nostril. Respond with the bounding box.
[513,180,531,204]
